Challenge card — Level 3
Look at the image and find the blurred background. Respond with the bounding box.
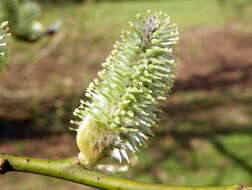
[0,0,252,189]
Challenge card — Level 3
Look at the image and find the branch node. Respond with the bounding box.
[236,185,247,190]
[0,158,10,174]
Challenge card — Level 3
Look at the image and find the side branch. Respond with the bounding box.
[0,153,250,190]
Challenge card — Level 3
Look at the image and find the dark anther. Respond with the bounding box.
[141,16,160,51]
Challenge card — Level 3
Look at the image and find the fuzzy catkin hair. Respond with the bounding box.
[0,21,10,72]
[72,11,179,168]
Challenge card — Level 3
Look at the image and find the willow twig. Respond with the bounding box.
[0,153,250,190]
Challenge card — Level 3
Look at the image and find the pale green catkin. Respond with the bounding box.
[72,11,179,169]
[0,21,10,72]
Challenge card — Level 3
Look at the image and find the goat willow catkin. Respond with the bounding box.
[72,11,179,169]
[0,21,10,72]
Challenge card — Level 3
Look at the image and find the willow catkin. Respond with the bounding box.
[72,11,180,169]
[0,21,10,72]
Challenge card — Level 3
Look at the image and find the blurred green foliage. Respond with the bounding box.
[216,0,252,22]
[0,0,45,41]
[0,0,62,42]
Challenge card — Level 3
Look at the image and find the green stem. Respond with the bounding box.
[0,153,250,190]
